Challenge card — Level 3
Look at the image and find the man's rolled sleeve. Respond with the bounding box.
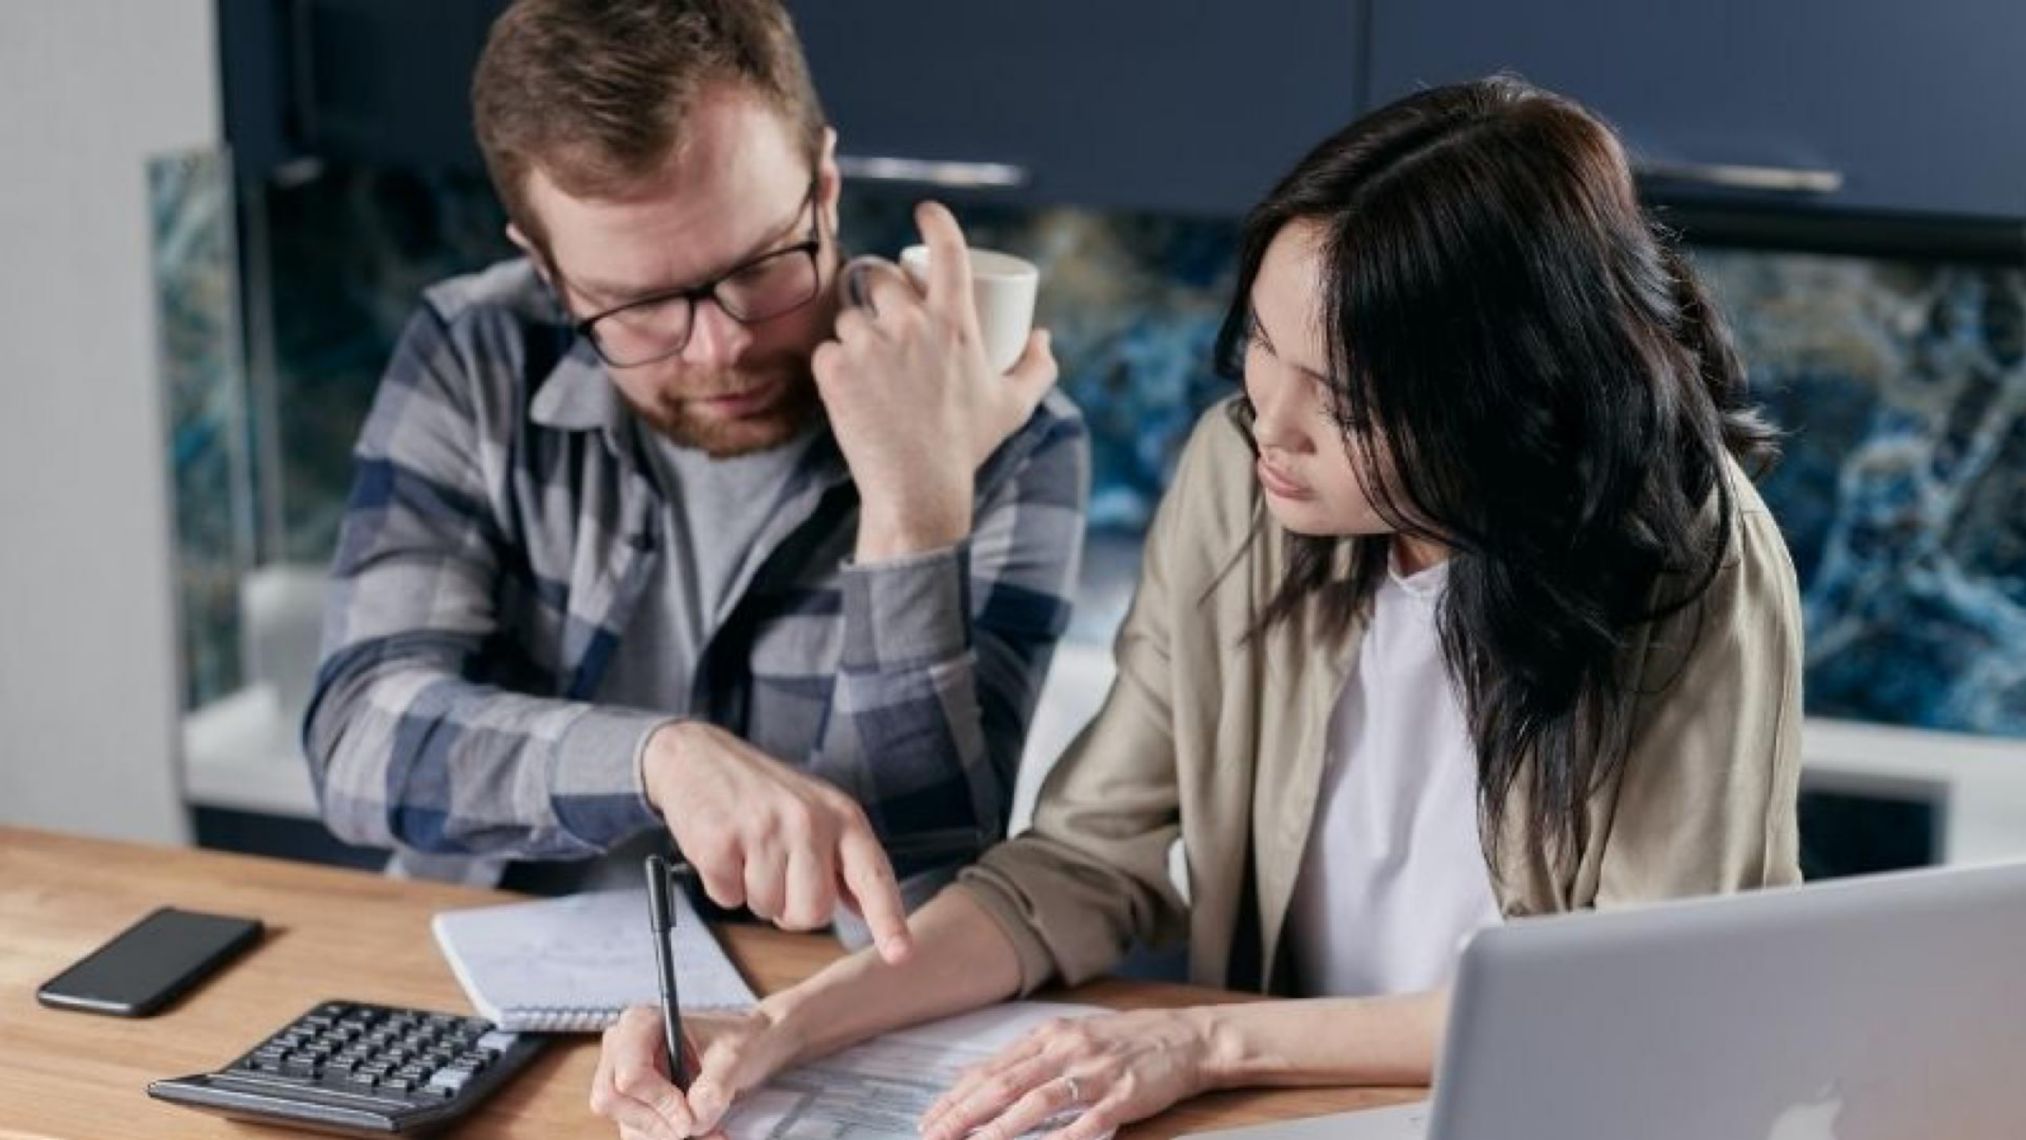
[820,394,1089,850]
[839,544,973,673]
[549,705,673,847]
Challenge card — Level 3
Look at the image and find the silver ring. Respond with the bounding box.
[1062,1075,1083,1105]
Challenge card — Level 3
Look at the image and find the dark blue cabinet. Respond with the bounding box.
[221,0,505,174]
[222,1,2026,224]
[787,1,1362,217]
[1365,0,2026,220]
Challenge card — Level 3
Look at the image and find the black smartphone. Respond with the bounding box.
[36,907,263,1017]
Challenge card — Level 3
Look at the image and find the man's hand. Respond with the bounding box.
[812,200,1059,562]
[642,721,913,964]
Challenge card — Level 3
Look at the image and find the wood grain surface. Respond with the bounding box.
[0,827,1420,1138]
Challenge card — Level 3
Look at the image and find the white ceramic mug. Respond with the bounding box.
[899,244,1040,374]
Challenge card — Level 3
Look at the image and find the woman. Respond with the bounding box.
[590,76,1804,1140]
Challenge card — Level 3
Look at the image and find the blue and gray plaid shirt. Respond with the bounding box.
[303,259,1088,882]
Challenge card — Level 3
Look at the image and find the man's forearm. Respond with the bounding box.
[829,538,1009,837]
[829,408,1084,845]
[306,652,664,857]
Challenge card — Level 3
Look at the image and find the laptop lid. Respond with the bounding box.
[1428,860,2026,1140]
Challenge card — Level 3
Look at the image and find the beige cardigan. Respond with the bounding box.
[957,401,1804,996]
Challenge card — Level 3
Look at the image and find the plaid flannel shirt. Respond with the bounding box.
[303,259,1088,879]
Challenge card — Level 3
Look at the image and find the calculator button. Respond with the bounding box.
[474,1031,517,1055]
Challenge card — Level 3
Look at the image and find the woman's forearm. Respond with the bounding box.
[1197,989,1449,1090]
[765,886,1026,1063]
[760,888,1443,1096]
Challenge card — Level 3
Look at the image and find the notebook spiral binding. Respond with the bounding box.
[505,1001,749,1033]
[512,1006,617,1033]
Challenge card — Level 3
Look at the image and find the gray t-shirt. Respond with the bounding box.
[597,419,820,714]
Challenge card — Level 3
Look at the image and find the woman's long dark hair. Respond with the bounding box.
[1214,76,1779,868]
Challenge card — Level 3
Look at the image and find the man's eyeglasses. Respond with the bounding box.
[567,176,825,368]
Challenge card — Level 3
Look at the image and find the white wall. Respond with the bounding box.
[0,3,220,842]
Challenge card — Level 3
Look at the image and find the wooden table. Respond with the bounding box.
[0,827,1419,1137]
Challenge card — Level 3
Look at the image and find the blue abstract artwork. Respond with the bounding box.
[1697,251,2026,738]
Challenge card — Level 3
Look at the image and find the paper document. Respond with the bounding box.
[722,1001,1109,1139]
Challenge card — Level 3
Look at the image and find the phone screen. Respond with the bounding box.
[38,907,262,1016]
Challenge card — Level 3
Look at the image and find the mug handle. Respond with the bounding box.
[839,255,913,315]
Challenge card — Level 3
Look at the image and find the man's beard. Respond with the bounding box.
[621,357,823,458]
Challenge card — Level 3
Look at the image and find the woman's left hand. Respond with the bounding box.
[918,1008,1221,1140]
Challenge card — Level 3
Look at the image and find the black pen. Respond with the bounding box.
[644,855,688,1092]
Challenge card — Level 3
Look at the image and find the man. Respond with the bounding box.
[302,0,1088,961]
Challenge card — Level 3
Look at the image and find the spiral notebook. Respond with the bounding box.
[431,887,758,1032]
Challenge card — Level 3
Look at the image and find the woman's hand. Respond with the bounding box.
[588,1004,802,1139]
[919,1008,1223,1140]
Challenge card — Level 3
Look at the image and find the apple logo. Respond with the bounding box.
[1765,1082,1844,1140]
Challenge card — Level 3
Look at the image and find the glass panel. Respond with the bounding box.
[150,148,251,710]
[260,164,513,562]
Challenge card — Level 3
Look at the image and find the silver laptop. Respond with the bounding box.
[1185,860,2026,1140]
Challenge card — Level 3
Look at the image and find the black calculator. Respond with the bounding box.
[148,1000,547,1135]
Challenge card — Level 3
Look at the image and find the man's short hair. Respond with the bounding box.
[472,0,826,246]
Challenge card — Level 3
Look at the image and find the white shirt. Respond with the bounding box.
[1286,556,1503,998]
